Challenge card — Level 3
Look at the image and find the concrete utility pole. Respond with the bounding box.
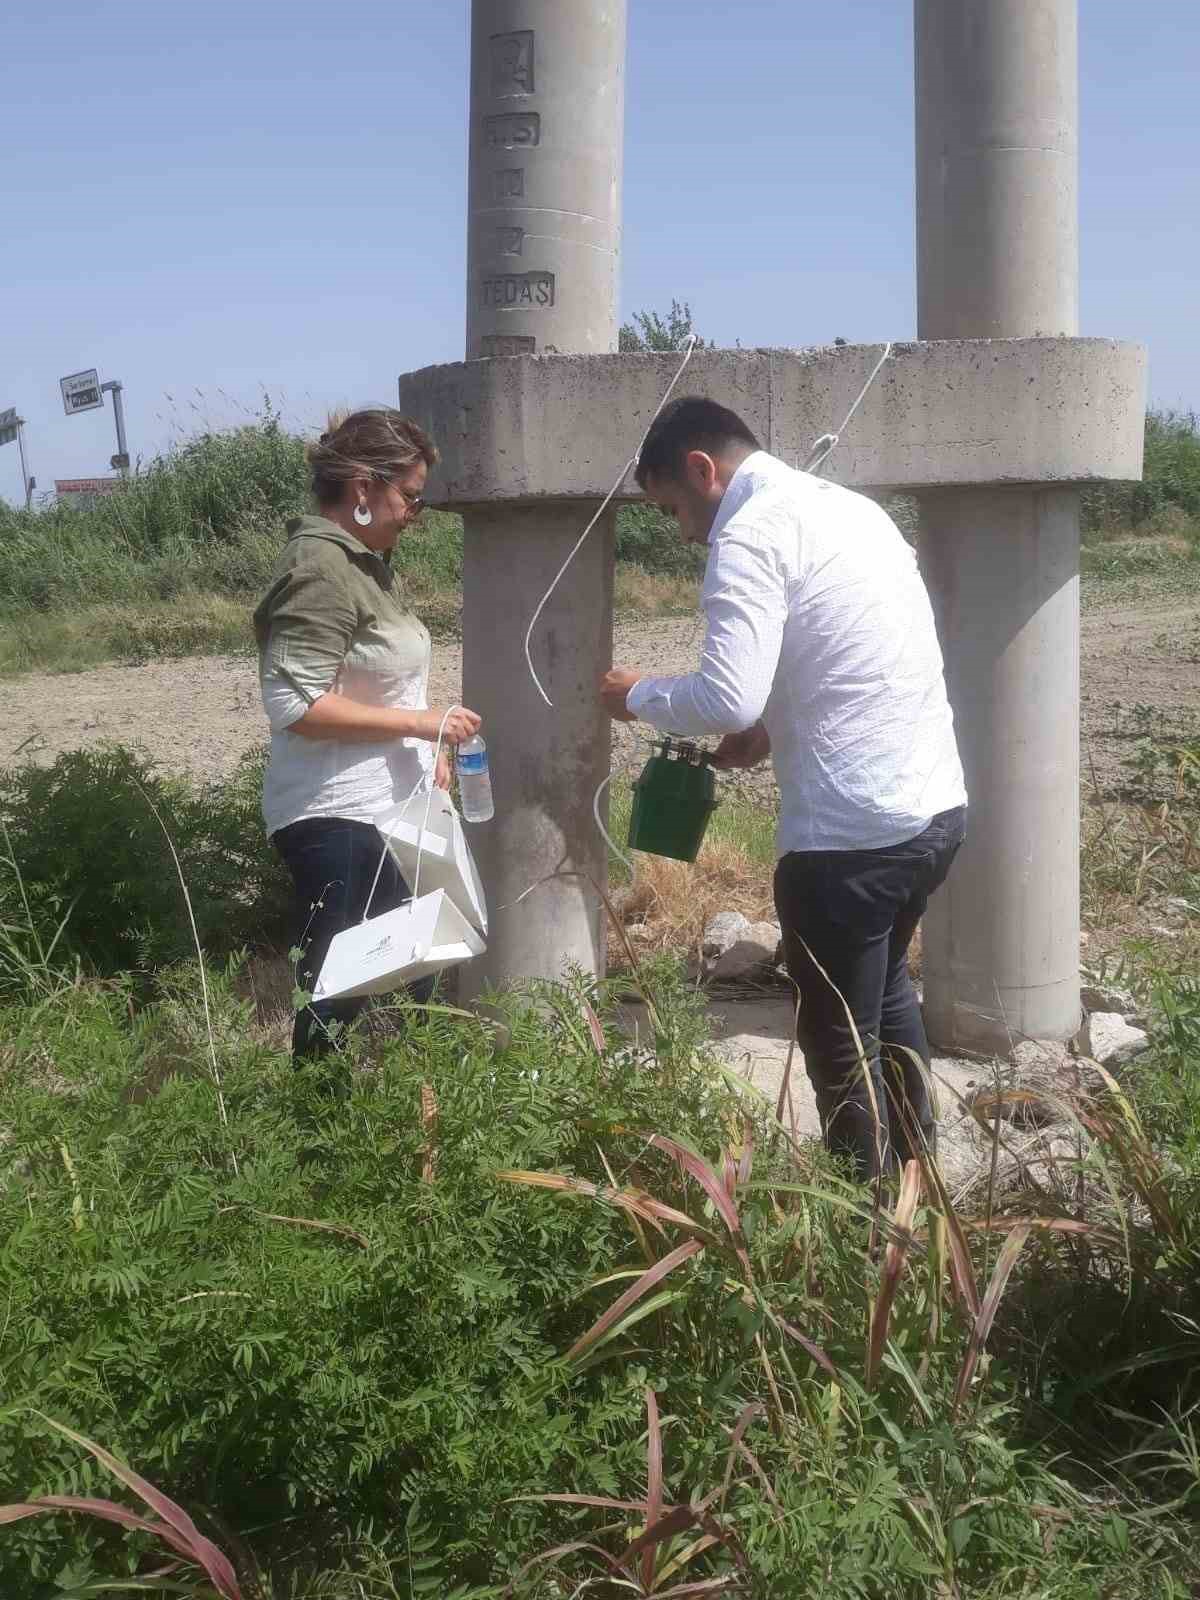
[459,0,627,993]
[915,0,1083,1052]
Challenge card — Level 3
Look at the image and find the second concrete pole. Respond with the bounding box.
[916,0,1082,1052]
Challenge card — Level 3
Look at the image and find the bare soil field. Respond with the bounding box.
[3,590,1197,803]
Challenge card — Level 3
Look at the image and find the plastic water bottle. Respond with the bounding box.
[456,734,494,823]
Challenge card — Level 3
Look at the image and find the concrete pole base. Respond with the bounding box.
[919,486,1082,1057]
[459,502,614,998]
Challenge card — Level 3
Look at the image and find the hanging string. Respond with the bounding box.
[801,341,893,475]
[522,335,700,709]
[592,768,634,876]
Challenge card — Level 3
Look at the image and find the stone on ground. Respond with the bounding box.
[702,914,783,983]
[1082,1011,1150,1067]
[702,912,752,957]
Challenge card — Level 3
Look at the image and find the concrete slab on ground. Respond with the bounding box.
[705,994,1054,1199]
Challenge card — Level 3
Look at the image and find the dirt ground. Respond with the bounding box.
[4,591,1198,801]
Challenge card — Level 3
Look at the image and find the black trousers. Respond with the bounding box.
[273,815,430,1061]
[773,807,966,1182]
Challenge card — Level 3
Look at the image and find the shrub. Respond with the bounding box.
[0,744,289,989]
[0,968,728,1593]
[614,503,707,579]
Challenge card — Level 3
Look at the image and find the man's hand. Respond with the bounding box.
[600,667,642,723]
[711,721,771,771]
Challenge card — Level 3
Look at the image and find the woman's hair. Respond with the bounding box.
[306,408,439,505]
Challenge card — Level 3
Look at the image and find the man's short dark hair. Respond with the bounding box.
[635,396,761,488]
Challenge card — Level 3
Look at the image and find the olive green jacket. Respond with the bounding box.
[254,514,432,834]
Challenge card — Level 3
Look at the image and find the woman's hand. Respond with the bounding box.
[434,751,453,791]
[413,706,482,746]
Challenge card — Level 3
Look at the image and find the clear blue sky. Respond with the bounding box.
[2,1,1196,504]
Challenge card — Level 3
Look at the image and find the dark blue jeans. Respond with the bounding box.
[773,807,966,1182]
[273,815,430,1061]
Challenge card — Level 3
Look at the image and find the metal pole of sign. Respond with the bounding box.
[16,421,34,510]
[101,380,130,477]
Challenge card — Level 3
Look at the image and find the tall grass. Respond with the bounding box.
[0,410,703,676]
[0,409,468,672]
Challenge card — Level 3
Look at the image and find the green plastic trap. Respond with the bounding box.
[627,737,717,863]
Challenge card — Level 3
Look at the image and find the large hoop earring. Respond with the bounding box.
[353,502,373,527]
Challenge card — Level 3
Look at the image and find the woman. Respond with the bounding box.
[254,408,481,1060]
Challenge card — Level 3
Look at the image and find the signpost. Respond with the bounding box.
[0,406,34,510]
[59,368,132,479]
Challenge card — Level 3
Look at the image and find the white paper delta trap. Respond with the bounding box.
[311,885,484,1002]
[377,785,488,938]
[312,734,489,1003]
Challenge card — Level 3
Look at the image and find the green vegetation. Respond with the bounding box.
[0,398,700,677]
[1082,409,1200,581]
[0,407,467,675]
[618,298,708,354]
[1,746,1199,1596]
[0,745,289,989]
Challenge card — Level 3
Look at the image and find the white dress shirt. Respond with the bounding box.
[626,451,967,854]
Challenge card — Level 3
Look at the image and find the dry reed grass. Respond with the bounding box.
[610,836,776,970]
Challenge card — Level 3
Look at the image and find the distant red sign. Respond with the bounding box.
[55,478,123,496]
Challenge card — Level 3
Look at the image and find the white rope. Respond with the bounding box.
[593,769,634,875]
[801,341,893,475]
[523,336,700,709]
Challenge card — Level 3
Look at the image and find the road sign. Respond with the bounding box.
[54,477,123,509]
[0,406,18,447]
[60,369,104,415]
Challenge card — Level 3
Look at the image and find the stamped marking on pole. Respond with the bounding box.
[497,227,525,257]
[479,334,537,357]
[481,271,555,310]
[491,168,526,201]
[483,113,540,150]
[490,31,534,97]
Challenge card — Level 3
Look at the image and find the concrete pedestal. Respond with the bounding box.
[460,503,614,996]
[920,488,1081,1051]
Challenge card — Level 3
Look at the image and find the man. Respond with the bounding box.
[600,397,966,1182]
